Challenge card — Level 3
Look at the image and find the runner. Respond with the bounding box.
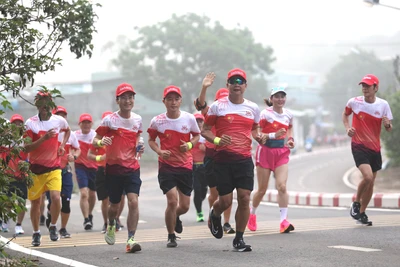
[93,83,143,253]
[202,68,264,252]
[343,74,393,226]
[53,106,81,238]
[24,91,71,246]
[248,87,295,233]
[147,85,200,248]
[194,72,235,233]
[190,113,207,222]
[74,113,97,230]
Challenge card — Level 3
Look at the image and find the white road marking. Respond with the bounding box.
[0,236,98,267]
[328,245,382,252]
[342,166,358,190]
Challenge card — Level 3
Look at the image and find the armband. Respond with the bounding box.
[268,133,276,139]
[195,98,207,111]
[97,140,103,147]
[95,155,102,162]
[213,137,221,145]
[187,142,193,150]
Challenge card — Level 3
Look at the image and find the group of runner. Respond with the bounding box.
[0,70,393,253]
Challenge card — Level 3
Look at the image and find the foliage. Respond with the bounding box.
[0,0,99,251]
[381,91,400,167]
[320,48,397,122]
[109,13,275,107]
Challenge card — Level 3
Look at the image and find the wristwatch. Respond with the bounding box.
[73,155,78,160]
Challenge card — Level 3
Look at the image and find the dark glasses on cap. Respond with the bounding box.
[228,77,246,85]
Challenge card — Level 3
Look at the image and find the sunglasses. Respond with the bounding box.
[228,77,246,85]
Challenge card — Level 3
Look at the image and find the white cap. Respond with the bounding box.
[270,87,286,96]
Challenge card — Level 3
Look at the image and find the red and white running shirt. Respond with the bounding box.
[74,129,98,170]
[260,107,293,138]
[344,96,393,152]
[191,135,206,163]
[88,146,107,167]
[147,111,200,171]
[205,96,260,162]
[96,111,142,174]
[58,131,80,169]
[25,114,69,174]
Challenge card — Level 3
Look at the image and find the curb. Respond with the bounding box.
[263,190,400,209]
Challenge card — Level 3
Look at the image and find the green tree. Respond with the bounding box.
[0,0,98,249]
[382,91,400,166]
[110,13,275,107]
[321,49,396,124]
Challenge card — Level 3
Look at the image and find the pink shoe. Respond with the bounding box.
[280,219,295,233]
[247,214,257,231]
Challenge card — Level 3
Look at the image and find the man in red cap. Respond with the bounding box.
[74,113,97,231]
[202,68,265,252]
[93,83,143,253]
[0,114,28,235]
[24,92,71,246]
[193,72,236,234]
[147,85,200,248]
[52,106,81,238]
[343,74,393,226]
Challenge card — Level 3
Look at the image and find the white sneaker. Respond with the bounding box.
[15,225,24,235]
[1,223,9,232]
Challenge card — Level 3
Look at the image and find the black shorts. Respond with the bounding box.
[106,169,141,204]
[352,143,382,173]
[95,167,107,201]
[158,170,193,196]
[8,180,27,200]
[213,157,254,196]
[193,163,207,192]
[204,156,217,188]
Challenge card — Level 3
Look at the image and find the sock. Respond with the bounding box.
[16,223,21,226]
[168,233,175,240]
[109,219,115,226]
[235,231,244,240]
[50,223,56,227]
[33,230,40,234]
[128,230,135,239]
[250,206,257,215]
[280,208,288,223]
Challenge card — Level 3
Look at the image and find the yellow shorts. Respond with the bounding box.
[28,169,62,201]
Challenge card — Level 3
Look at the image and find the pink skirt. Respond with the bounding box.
[255,144,290,171]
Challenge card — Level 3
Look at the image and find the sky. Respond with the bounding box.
[35,0,400,83]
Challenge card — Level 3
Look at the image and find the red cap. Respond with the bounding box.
[102,111,113,119]
[227,68,247,81]
[359,74,379,86]
[52,105,68,115]
[194,113,205,120]
[215,88,229,100]
[79,113,93,123]
[116,83,135,97]
[163,85,182,98]
[10,114,24,123]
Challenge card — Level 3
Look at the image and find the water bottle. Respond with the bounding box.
[136,137,144,160]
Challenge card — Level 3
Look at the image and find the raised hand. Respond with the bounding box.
[202,72,216,88]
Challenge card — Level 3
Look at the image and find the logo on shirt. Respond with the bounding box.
[226,116,234,123]
[273,123,279,129]
[132,125,139,131]
[374,111,380,116]
[181,125,189,132]
[245,111,252,117]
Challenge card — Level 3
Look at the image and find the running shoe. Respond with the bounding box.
[89,214,93,225]
[126,237,142,253]
[280,219,295,233]
[208,208,223,239]
[101,223,107,234]
[40,215,46,226]
[31,232,41,247]
[223,223,235,234]
[59,228,71,238]
[49,226,59,241]
[105,222,116,245]
[175,216,183,234]
[247,214,257,231]
[357,212,372,226]
[196,212,204,222]
[167,234,178,248]
[84,218,92,230]
[350,201,361,220]
[15,225,24,235]
[233,238,252,252]
[1,222,9,232]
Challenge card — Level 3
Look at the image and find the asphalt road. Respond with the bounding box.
[2,146,400,267]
